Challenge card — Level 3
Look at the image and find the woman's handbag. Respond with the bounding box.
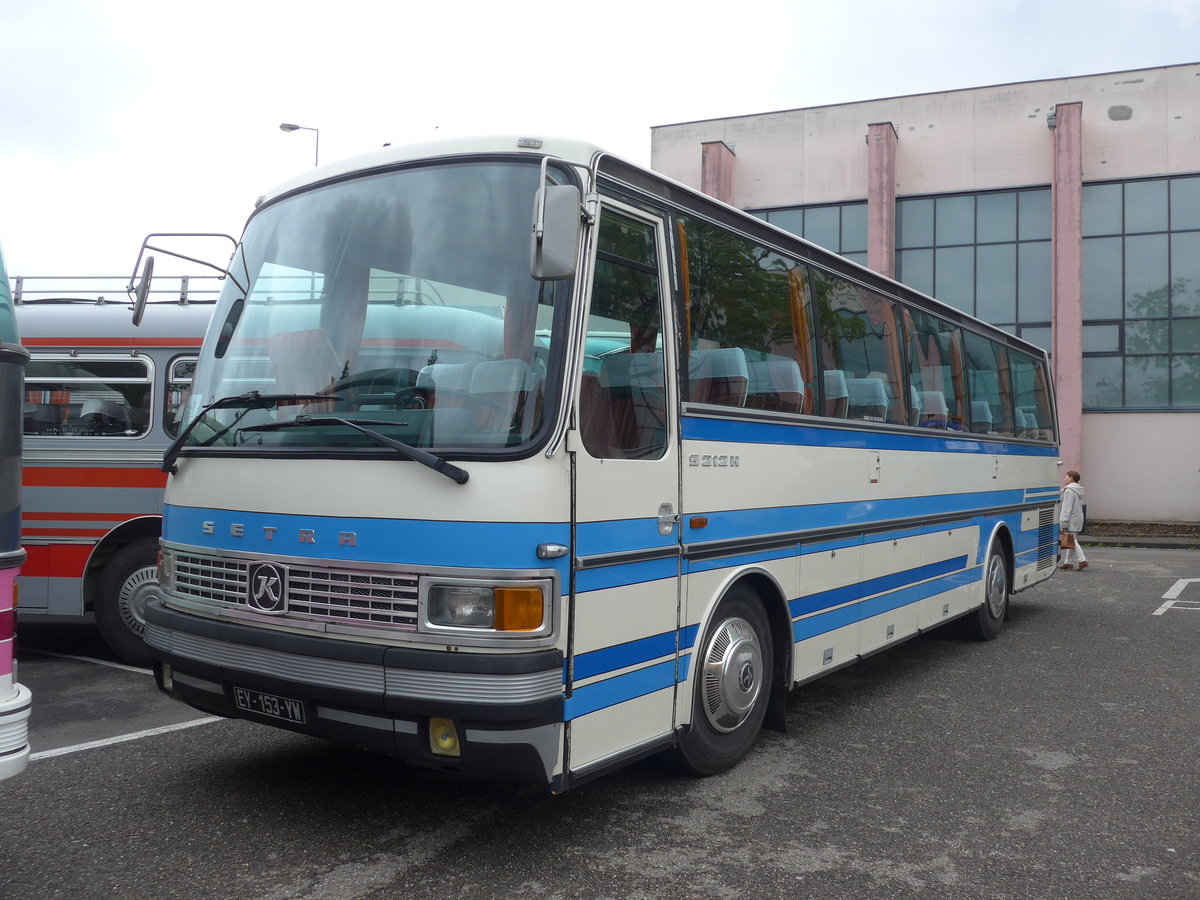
[1059,532,1076,550]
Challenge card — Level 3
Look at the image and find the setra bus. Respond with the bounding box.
[139,136,1061,790]
[0,240,32,780]
[15,276,216,664]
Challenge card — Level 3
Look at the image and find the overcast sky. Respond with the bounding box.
[1,0,1197,281]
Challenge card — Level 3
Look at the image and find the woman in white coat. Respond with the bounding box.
[1059,469,1088,571]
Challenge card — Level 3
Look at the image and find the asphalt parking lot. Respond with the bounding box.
[3,545,1198,899]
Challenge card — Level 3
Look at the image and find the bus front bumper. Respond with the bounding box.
[143,601,563,786]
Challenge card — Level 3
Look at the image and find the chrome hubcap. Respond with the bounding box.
[986,554,1007,618]
[118,566,160,636]
[700,616,764,733]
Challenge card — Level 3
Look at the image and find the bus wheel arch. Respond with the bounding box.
[673,575,789,776]
[85,517,162,666]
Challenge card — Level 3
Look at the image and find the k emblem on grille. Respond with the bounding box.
[247,562,289,614]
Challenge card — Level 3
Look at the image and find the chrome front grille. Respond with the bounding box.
[170,551,418,629]
[288,569,419,627]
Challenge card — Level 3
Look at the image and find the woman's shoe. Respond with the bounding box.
[1059,564,1074,570]
[1078,562,1089,570]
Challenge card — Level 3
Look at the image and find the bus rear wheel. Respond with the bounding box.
[94,537,159,666]
[672,586,773,776]
[962,544,1009,641]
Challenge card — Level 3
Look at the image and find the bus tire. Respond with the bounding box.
[672,585,773,776]
[963,544,1009,642]
[94,537,159,666]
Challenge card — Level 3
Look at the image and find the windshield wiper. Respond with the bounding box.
[162,391,342,475]
[240,415,470,485]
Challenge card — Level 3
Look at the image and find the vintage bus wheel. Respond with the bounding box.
[673,586,773,776]
[963,544,1009,641]
[94,538,159,666]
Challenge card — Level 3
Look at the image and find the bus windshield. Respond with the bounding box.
[184,159,570,454]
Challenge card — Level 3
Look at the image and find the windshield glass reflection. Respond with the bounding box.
[183,161,569,453]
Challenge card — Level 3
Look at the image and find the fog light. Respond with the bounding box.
[161,662,174,691]
[429,717,461,757]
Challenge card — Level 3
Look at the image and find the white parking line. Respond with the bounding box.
[1155,579,1200,615]
[23,649,151,674]
[30,716,223,761]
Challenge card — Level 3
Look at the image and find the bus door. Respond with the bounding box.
[566,201,682,776]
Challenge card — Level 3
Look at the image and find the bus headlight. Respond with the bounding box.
[423,580,549,635]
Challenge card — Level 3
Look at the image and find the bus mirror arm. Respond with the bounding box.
[127,233,241,324]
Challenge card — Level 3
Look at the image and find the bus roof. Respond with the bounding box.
[258,135,606,207]
[16,300,213,347]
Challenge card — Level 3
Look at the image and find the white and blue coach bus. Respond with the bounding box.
[137,136,1060,791]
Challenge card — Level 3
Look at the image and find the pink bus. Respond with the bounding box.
[0,244,31,780]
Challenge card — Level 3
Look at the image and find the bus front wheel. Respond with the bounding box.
[94,537,159,666]
[672,586,773,776]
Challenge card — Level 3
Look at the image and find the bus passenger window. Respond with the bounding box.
[963,331,1014,436]
[905,309,967,430]
[1010,349,1056,441]
[813,275,906,423]
[677,215,816,414]
[24,356,152,438]
[165,356,197,437]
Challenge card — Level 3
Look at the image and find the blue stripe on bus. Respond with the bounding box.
[682,491,1027,546]
[163,504,570,571]
[564,659,677,720]
[575,557,680,593]
[576,518,676,556]
[571,625,700,681]
[787,555,967,619]
[682,416,1061,456]
[792,567,980,642]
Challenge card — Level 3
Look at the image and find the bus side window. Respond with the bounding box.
[905,309,968,430]
[813,277,906,424]
[165,356,197,438]
[677,215,815,415]
[1010,349,1056,442]
[24,356,152,438]
[964,331,1015,436]
[580,210,667,460]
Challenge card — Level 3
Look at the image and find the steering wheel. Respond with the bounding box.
[330,368,418,395]
[390,385,511,416]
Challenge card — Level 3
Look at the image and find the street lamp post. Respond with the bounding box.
[279,123,320,166]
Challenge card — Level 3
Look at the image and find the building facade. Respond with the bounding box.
[651,63,1200,523]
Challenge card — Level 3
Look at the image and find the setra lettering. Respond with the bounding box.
[262,526,276,541]
[298,529,316,544]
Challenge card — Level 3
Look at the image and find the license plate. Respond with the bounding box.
[233,686,307,724]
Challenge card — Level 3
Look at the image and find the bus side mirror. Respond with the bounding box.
[131,255,155,327]
[530,184,581,281]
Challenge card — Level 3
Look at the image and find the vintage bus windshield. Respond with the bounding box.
[184,160,570,453]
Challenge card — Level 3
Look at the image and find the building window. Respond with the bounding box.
[895,188,1051,344]
[1081,175,1200,410]
[752,202,868,267]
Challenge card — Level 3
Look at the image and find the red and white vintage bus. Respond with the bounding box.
[14,275,216,664]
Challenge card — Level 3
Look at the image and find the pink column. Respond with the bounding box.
[700,140,736,204]
[1050,102,1084,471]
[866,122,899,278]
